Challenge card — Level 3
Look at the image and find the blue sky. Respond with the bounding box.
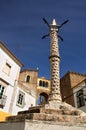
[0,0,86,79]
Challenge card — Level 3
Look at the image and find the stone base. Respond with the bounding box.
[6,113,86,124]
[44,101,86,116]
[0,120,86,130]
[6,101,86,124]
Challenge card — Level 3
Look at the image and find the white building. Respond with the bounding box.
[0,41,36,115]
[73,79,86,112]
[0,41,23,114]
[9,81,36,115]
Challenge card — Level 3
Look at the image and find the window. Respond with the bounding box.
[39,80,42,86]
[17,91,25,108]
[76,89,85,108]
[43,81,45,87]
[45,82,48,87]
[26,75,30,82]
[0,85,5,99]
[39,80,48,88]
[0,85,6,108]
[3,62,11,75]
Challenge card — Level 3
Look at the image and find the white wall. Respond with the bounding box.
[11,86,36,115]
[0,48,21,86]
[3,85,14,112]
[0,45,36,115]
[0,47,21,113]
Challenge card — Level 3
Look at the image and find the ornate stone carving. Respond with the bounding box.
[49,19,61,102]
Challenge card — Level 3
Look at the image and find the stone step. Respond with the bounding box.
[18,105,44,115]
[6,113,86,124]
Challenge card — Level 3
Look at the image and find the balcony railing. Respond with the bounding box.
[0,95,7,108]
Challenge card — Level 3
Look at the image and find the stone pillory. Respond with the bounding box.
[49,19,62,102]
[6,19,86,126]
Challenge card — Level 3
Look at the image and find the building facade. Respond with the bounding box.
[73,79,86,112]
[37,77,50,104]
[60,71,86,112]
[0,41,37,116]
[18,70,51,105]
[0,41,23,114]
[9,80,36,115]
[19,69,38,94]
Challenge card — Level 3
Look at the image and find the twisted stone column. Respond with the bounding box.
[48,19,62,102]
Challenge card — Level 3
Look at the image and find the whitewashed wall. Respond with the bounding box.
[0,48,21,85]
[11,86,36,115]
[0,47,21,113]
[0,45,36,115]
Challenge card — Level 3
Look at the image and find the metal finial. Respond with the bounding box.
[51,19,57,25]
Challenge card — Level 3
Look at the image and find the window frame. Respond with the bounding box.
[76,89,85,108]
[3,62,11,76]
[16,91,25,108]
[39,80,49,88]
[0,85,5,99]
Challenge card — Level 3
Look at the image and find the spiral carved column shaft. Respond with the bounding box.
[48,20,62,102]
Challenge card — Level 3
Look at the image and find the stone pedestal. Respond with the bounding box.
[0,120,86,130]
[6,101,86,123]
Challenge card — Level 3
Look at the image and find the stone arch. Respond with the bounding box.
[38,92,48,105]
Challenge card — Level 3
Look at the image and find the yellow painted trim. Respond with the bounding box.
[0,110,12,122]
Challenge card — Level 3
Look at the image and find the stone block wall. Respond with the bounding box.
[60,71,86,107]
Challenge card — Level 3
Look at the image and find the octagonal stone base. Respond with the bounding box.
[6,101,86,124]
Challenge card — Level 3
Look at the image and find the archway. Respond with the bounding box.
[38,92,48,105]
